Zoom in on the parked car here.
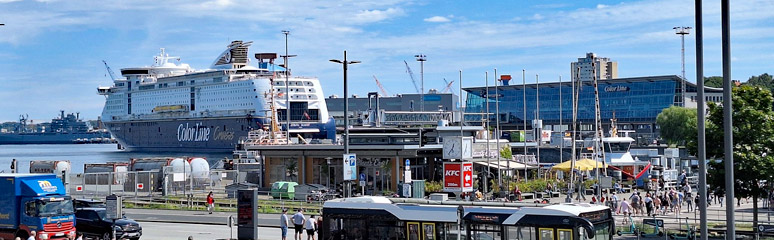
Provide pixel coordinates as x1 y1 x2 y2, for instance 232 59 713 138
74 199 106 209
294 184 330 200
75 208 142 240
270 181 298 199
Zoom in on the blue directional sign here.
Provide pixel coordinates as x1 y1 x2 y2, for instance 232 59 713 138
360 173 366 181
405 159 410 167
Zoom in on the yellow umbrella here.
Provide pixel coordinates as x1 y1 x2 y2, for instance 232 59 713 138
551 159 607 171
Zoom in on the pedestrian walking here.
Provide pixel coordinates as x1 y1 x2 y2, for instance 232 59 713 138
304 214 317 240
206 191 214 214
644 193 654 216
10 159 16 174
27 231 35 240
292 208 306 240
577 178 587 201
280 208 290 240
629 192 640 215
618 199 631 224
611 193 619 212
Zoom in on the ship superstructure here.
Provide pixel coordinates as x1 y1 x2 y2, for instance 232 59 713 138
98 41 334 152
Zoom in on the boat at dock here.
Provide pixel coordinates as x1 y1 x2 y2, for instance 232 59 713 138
98 40 335 152
0 111 113 144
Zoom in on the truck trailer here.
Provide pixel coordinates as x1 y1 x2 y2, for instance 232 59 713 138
0 174 76 240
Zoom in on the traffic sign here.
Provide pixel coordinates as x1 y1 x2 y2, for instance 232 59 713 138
76 186 83 192
137 183 144 190
405 159 410 167
343 154 357 181
360 173 366 181
375 170 380 176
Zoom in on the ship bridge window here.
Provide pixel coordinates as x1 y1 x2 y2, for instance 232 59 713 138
607 142 631 153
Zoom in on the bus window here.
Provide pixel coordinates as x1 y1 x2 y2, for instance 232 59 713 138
587 225 611 240
539 228 554 240
423 223 437 240
557 229 572 240
506 226 535 240
469 223 502 240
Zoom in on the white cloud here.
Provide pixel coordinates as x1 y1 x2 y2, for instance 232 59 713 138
424 16 450 23
596 4 608 9
0 0 21 3
354 7 404 23
531 13 544 20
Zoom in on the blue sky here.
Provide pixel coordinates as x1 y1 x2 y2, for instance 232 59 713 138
0 0 772 122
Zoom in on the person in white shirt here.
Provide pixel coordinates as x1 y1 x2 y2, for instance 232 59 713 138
304 215 317 240
27 231 36 240
291 209 306 240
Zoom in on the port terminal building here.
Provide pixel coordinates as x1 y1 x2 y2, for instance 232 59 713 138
242 74 720 194
462 75 723 145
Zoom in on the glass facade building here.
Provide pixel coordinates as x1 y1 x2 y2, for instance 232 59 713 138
463 75 711 141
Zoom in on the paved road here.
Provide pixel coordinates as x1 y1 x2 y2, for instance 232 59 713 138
124 192 773 239
124 209 285 228
138 221 281 240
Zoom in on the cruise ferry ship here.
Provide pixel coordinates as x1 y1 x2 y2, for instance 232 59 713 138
98 41 335 152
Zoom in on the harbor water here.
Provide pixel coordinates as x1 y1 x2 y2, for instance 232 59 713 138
0 144 231 173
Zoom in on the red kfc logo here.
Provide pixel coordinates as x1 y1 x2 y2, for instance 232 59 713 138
444 163 462 189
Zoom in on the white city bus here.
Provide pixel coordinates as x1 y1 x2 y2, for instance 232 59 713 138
321 196 614 240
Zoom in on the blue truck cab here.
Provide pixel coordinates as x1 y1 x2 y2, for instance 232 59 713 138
0 174 76 240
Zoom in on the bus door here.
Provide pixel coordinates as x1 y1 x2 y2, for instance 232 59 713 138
539 228 573 240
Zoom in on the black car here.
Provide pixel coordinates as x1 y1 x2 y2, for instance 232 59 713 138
75 208 142 240
74 199 106 209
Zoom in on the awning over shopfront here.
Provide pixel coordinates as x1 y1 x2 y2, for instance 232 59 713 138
472 159 538 170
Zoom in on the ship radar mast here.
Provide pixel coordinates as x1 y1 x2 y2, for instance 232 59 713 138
153 48 181 67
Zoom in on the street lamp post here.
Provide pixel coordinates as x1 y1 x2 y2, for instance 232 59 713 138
674 26 692 107
415 54 426 111
330 51 360 198
325 157 333 190
281 30 297 144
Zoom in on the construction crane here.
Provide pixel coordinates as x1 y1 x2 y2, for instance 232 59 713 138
372 75 389 96
441 78 455 93
403 60 421 93
102 60 119 81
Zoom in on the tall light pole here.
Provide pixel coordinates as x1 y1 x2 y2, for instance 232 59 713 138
720 0 734 238
522 70 527 180
536 74 541 179
495 69 501 191
330 51 360 197
281 30 296 144
674 26 692 107
415 54 427 111
694 0 708 236
484 71 490 200
415 54 427 149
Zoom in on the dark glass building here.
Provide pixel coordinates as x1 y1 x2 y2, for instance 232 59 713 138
463 75 721 143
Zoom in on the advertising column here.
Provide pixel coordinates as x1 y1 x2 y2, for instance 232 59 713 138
237 189 258 239
443 162 473 198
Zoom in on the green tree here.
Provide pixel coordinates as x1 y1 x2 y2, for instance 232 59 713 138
656 106 697 145
689 85 774 230
745 73 774 93
704 76 724 88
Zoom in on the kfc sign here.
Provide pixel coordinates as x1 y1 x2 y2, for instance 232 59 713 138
444 162 474 192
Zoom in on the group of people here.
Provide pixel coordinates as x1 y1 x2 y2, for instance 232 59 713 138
609 181 698 218
281 208 322 240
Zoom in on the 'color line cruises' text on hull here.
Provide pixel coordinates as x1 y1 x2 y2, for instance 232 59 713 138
98 41 335 152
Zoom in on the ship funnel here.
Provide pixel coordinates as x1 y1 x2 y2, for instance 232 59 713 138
211 40 253 70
